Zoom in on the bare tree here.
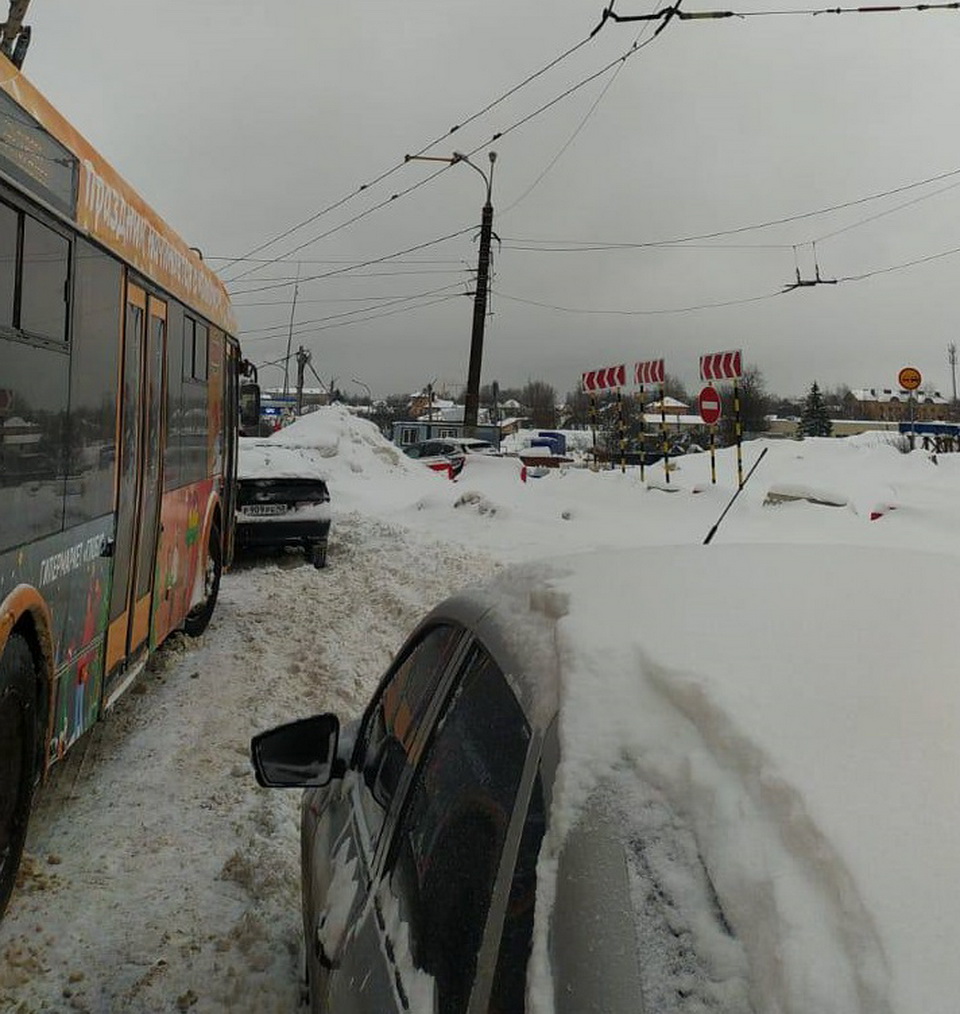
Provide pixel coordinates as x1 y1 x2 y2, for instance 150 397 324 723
718 365 770 441
522 380 558 429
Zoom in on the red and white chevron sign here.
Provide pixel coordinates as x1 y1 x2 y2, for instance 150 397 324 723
582 364 627 391
699 349 742 381
633 358 664 386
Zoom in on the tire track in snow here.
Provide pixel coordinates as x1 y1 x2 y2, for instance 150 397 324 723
0 514 499 1013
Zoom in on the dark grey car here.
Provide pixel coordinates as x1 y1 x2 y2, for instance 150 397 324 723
251 569 748 1012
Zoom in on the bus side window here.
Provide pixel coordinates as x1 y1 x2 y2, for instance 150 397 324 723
20 214 69 342
0 337 69 552
66 239 122 525
0 200 16 328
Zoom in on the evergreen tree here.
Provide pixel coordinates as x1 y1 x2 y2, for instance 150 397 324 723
798 381 833 438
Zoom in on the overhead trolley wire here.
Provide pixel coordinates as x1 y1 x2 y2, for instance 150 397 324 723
492 286 785 315
241 293 464 343
590 0 960 34
224 19 674 288
497 163 960 251
503 1 669 214
238 281 468 336
227 225 477 295
218 31 598 279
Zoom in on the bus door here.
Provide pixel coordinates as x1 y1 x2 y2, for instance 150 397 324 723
105 283 167 695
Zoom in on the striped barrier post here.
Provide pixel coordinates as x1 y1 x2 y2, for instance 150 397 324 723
639 384 646 483
618 388 626 473
734 380 744 488
660 382 670 484
590 394 598 468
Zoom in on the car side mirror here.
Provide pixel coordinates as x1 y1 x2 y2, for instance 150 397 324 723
251 714 340 788
239 382 261 436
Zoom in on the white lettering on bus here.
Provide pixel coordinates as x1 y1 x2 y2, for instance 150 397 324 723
38 534 107 587
81 161 230 324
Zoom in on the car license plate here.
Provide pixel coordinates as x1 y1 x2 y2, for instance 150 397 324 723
242 503 288 517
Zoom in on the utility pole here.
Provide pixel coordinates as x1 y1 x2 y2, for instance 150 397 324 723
948 342 957 406
283 262 301 398
404 150 498 438
295 346 311 416
464 152 497 437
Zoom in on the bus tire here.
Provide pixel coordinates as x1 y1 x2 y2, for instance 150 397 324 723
184 524 222 638
0 633 37 919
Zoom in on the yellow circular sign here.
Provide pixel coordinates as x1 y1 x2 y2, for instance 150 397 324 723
898 367 922 391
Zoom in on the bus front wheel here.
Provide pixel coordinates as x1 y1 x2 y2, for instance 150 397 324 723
185 524 222 638
0 633 37 919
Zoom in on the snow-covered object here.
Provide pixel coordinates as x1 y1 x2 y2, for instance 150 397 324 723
238 439 330 482
485 543 960 1014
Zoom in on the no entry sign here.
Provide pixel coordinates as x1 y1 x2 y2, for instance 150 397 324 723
699 385 722 425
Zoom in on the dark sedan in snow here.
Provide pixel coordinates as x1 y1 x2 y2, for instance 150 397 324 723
250 553 751 1012
235 439 331 568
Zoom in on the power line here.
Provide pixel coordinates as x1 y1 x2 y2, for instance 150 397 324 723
223 24 670 287
225 225 476 295
221 165 459 285
492 286 784 315
591 0 960 35
838 241 960 282
241 293 464 343
497 163 960 251
217 31 598 276
238 282 467 336
503 2 669 214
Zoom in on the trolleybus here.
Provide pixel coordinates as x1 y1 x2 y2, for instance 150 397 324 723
0 50 256 915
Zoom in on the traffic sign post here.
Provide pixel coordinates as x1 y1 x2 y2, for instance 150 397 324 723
698 385 722 425
898 367 922 449
898 366 921 391
699 385 722 484
700 348 743 487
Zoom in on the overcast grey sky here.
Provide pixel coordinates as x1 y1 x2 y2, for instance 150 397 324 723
23 1 960 400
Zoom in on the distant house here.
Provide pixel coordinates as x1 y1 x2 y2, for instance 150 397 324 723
643 396 689 417
408 390 456 419
846 387 949 422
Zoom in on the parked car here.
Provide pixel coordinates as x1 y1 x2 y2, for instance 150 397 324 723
454 437 498 456
251 543 959 1012
402 439 466 478
235 439 331 568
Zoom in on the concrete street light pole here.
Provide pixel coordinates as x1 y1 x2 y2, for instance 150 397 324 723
456 151 497 437
405 150 497 437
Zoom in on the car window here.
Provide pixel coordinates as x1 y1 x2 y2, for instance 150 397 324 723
356 624 461 845
488 773 546 1013
386 644 531 1014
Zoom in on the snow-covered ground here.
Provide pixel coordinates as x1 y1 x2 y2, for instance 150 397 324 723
2 406 959 1012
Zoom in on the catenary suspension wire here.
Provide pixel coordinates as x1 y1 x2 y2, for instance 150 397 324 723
502 2 667 214
224 25 670 287
497 163 960 250
242 293 464 343
238 282 468 336
226 226 476 295
217 32 597 275
492 286 784 315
